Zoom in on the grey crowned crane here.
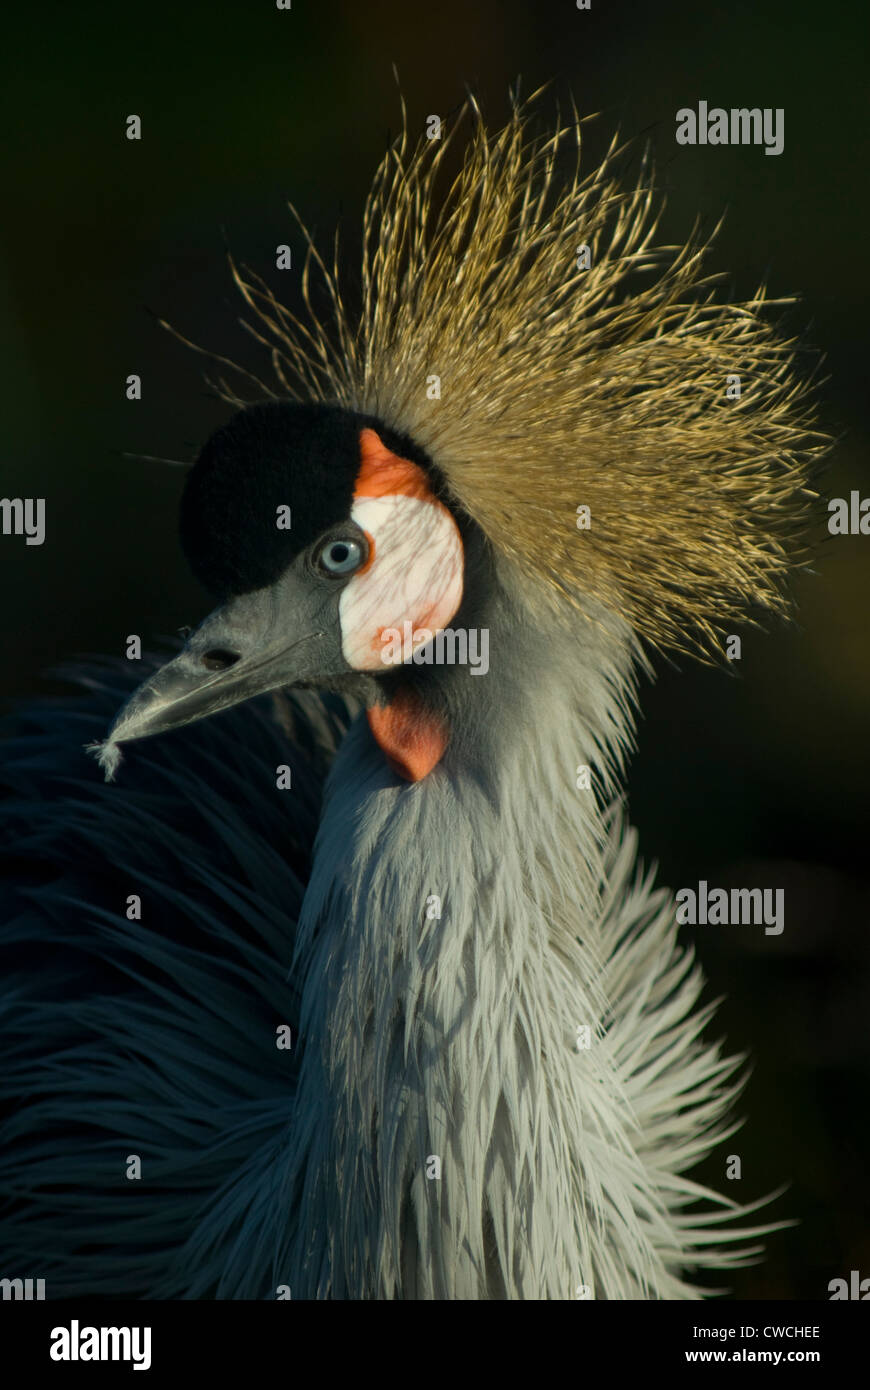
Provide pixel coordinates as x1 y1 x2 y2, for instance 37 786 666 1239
0 97 823 1299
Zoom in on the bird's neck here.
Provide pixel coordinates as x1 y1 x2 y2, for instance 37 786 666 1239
287 584 641 1297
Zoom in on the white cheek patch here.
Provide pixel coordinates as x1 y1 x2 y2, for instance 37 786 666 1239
340 493 464 671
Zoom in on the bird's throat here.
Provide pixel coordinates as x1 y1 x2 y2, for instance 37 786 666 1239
366 688 448 781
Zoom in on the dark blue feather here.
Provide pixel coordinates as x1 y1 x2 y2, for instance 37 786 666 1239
0 656 353 1298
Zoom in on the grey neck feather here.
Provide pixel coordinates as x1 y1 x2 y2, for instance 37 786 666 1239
282 557 689 1299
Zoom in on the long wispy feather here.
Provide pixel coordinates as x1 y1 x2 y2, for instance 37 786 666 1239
203 91 828 656
281 597 791 1298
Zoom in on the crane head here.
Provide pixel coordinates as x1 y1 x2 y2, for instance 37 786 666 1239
92 401 469 779
90 97 826 783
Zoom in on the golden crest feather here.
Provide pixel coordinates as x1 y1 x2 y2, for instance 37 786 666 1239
176 91 827 658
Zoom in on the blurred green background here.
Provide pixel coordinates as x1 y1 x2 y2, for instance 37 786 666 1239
1 0 867 1299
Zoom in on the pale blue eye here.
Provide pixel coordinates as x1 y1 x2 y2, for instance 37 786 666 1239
319 538 364 575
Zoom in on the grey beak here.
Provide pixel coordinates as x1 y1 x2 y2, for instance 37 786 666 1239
89 574 343 779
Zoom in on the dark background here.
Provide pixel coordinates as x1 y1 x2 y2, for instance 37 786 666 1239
1 0 867 1298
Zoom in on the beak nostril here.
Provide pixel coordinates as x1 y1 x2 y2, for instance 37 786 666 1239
201 648 241 672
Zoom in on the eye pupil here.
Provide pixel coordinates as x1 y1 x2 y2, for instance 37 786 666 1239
319 536 364 575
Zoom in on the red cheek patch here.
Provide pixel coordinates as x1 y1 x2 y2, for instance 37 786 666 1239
367 690 448 782
355 428 433 500
346 426 461 781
